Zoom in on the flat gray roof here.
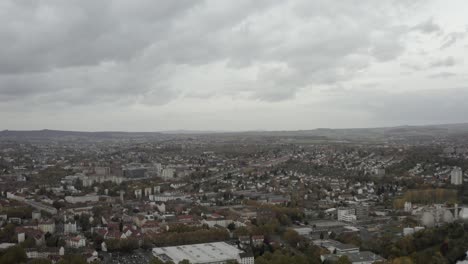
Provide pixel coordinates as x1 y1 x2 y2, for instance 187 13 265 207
153 242 242 263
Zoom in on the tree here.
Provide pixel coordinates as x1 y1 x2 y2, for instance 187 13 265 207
336 233 361 247
0 245 27 264
53 200 66 210
20 236 36 248
391 257 414 264
0 223 16 242
179 260 191 264
150 258 165 264
78 214 91 232
150 257 175 264
46 234 59 247
141 237 154 250
120 238 139 252
105 239 121 251
282 229 301 248
233 226 250 237
255 250 308 264
336 256 351 264
29 259 52 264
303 245 323 264
227 222 236 232
56 254 87 264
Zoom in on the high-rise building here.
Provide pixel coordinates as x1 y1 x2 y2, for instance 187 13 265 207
161 168 175 180
337 208 356 222
94 167 110 176
404 202 412 212
451 167 463 185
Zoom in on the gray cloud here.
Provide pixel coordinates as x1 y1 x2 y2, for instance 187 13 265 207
429 56 457 67
1 0 467 130
0 1 199 74
428 72 457 79
440 31 467 49
401 62 423 71
322 87 468 125
411 18 441 34
0 0 422 106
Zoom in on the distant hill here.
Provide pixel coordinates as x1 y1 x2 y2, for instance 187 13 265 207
2 123 468 142
233 123 468 141
0 129 163 140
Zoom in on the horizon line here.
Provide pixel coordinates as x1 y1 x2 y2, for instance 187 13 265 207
1 121 468 134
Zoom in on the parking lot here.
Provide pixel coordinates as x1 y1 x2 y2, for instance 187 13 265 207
101 249 154 264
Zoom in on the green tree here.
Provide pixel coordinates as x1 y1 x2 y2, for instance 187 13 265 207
282 229 301 248
150 257 175 264
336 256 351 264
391 256 414 264
56 254 87 264
104 239 121 251
150 258 165 264
255 250 308 264
20 236 36 248
227 222 236 231
29 259 52 264
46 234 59 247
0 223 15 242
120 238 139 252
233 226 250 237
0 245 27 264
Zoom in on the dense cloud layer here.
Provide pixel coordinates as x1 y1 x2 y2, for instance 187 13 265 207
1 0 467 130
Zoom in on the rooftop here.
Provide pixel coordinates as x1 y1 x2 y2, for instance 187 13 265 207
152 242 243 264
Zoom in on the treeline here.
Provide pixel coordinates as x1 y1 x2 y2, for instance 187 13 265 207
0 246 88 264
151 228 229 247
255 247 325 264
0 245 27 264
105 238 141 252
0 224 15 243
394 189 457 208
244 202 305 225
267 205 304 226
0 206 33 219
33 166 71 185
362 223 467 263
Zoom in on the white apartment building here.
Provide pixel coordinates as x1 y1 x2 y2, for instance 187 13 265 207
64 221 77 234
451 167 463 185
161 168 175 180
337 208 356 223
38 220 56 234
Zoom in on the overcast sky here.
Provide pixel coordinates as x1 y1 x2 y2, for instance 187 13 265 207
1 0 468 131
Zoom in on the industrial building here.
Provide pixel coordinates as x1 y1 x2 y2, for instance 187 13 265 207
152 242 254 264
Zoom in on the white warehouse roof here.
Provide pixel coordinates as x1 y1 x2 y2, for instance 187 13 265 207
152 242 243 264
